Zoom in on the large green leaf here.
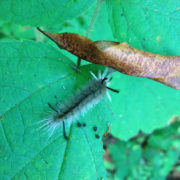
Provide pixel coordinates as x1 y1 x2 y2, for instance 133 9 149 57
105 0 180 139
41 1 115 55
83 1 115 41
0 0 95 26
0 41 115 180
109 71 180 140
106 0 180 55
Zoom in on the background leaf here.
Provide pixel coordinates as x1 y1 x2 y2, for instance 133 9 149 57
106 0 180 55
110 71 180 140
105 0 180 139
0 0 95 27
106 120 180 179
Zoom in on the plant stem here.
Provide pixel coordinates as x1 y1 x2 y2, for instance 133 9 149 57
76 0 104 68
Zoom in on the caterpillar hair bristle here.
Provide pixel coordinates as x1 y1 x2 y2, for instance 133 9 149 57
38 70 118 140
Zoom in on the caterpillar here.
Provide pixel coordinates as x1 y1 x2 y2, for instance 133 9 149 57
39 70 119 140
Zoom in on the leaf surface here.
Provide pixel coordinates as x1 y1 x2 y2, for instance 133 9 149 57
0 0 95 26
106 0 180 55
104 0 180 138
110 72 180 140
0 41 111 180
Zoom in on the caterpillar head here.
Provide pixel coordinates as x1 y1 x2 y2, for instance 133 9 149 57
90 69 111 85
90 69 119 102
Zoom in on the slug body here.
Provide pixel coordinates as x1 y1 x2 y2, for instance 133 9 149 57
97 41 180 89
37 28 180 89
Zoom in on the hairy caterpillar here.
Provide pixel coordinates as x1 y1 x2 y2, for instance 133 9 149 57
39 70 119 140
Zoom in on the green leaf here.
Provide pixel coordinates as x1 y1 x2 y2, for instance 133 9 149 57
0 0 95 26
110 72 180 140
0 22 36 41
106 0 180 55
45 1 115 41
105 0 180 139
85 1 115 41
0 41 113 180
